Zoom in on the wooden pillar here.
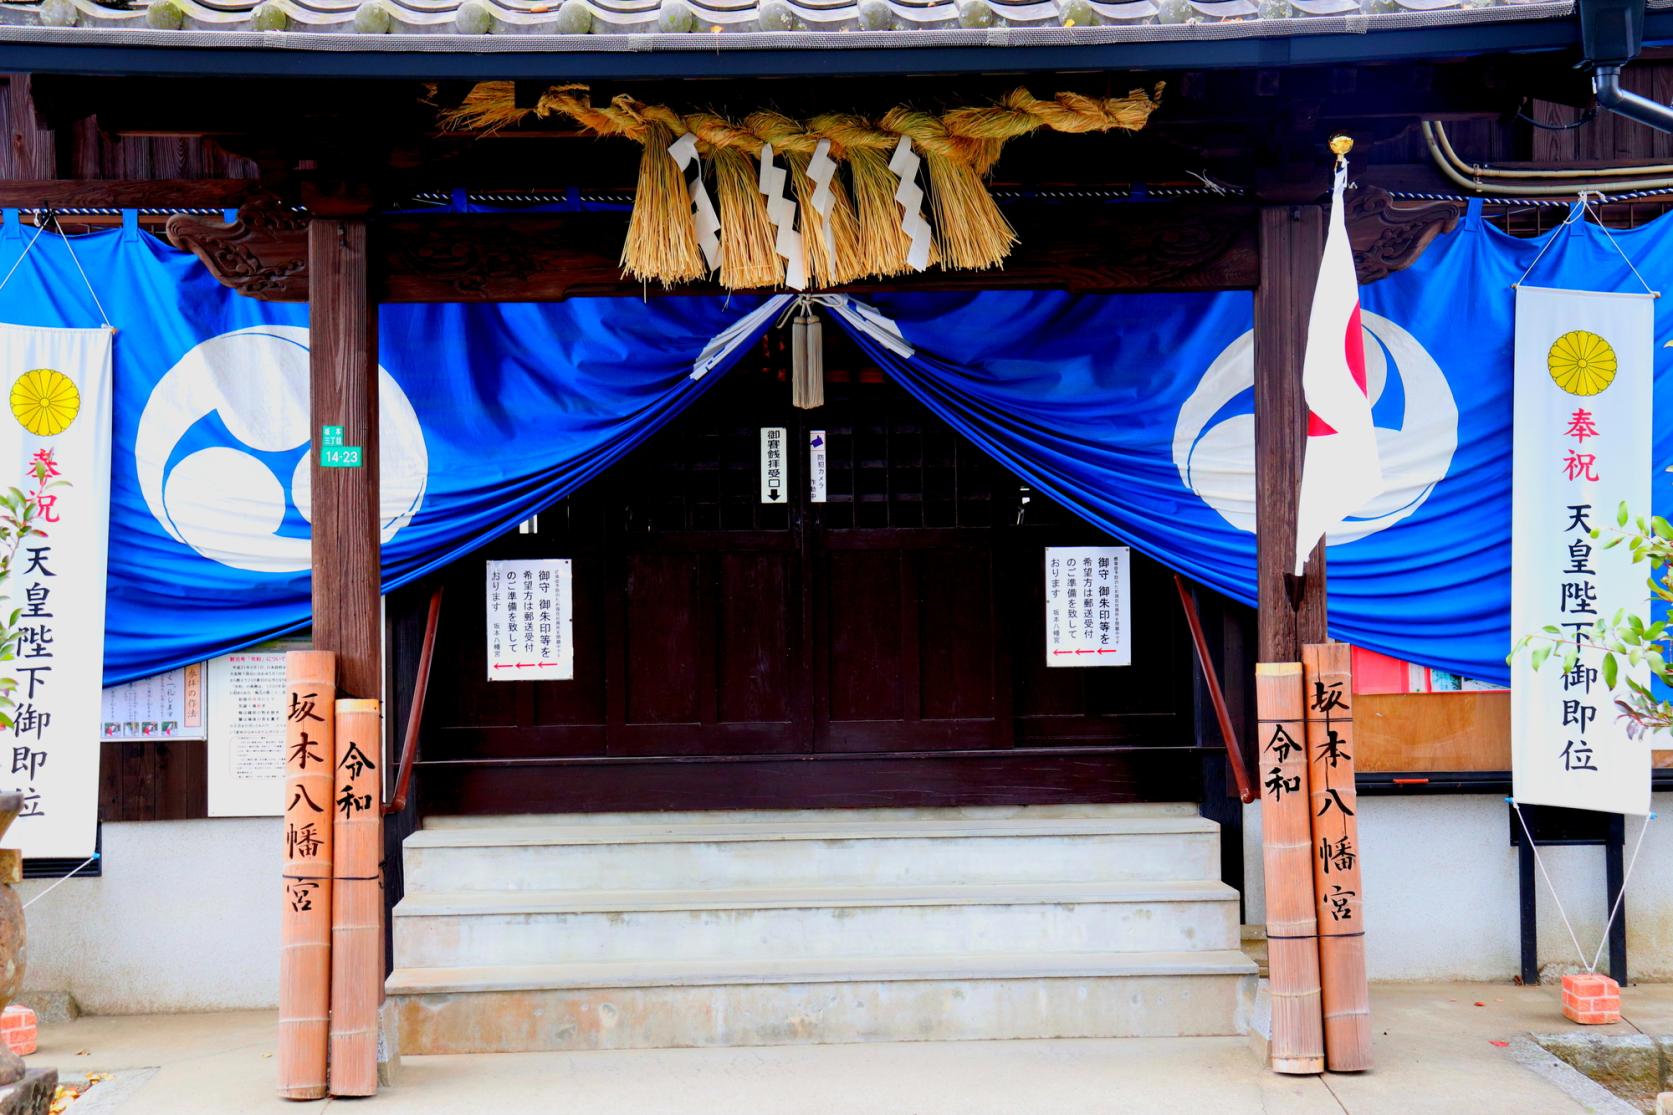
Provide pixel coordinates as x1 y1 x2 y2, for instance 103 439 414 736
1253 204 1329 1075
1254 204 1328 656
308 217 382 701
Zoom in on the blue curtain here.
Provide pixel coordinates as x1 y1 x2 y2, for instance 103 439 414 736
3 208 1663 688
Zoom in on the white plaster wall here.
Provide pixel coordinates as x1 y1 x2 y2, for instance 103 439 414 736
1242 793 1673 982
16 818 280 1014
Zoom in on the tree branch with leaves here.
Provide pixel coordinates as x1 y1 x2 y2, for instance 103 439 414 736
1510 501 1673 739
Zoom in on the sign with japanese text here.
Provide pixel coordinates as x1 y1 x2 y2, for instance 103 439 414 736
485 558 573 681
1044 546 1131 667
207 640 308 817
760 426 786 504
0 324 112 859
809 429 827 504
101 663 205 741
1511 286 1653 815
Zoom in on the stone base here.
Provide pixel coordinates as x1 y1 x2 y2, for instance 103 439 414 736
0 1068 55 1115
1562 973 1622 1025
377 999 401 1088
10 992 75 1026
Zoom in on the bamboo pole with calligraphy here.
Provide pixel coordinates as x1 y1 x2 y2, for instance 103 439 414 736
330 698 382 1096
1302 642 1372 1072
1255 661 1326 1075
279 651 336 1101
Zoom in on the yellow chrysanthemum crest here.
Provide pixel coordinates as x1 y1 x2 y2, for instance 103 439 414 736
10 368 80 437
1547 330 1618 397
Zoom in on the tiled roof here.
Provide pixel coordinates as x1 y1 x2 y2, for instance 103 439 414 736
0 0 1575 44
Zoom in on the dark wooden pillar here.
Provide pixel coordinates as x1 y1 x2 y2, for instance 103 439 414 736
308 217 381 700
1254 205 1329 659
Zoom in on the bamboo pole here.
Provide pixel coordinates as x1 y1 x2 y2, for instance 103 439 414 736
330 698 382 1097
1302 643 1373 1072
279 651 336 1101
1256 661 1326 1075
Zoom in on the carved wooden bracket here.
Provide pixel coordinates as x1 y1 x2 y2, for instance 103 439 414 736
167 195 310 301
168 185 1459 303
1347 186 1464 285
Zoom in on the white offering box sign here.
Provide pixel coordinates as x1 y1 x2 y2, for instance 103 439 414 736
1044 546 1131 667
1510 286 1653 816
761 426 787 504
486 558 574 682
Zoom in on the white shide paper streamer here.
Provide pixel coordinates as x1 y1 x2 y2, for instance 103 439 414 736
758 142 807 291
887 135 932 273
668 132 722 273
807 138 839 275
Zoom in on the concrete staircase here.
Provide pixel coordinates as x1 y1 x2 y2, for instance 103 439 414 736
385 804 1255 1054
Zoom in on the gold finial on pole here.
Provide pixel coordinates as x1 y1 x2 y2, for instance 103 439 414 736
1328 134 1354 157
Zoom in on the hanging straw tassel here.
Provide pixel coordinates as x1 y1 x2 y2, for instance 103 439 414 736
803 309 824 409
621 118 705 286
747 112 864 288
810 114 927 279
790 302 826 409
279 652 337 1102
880 108 1015 272
687 114 783 290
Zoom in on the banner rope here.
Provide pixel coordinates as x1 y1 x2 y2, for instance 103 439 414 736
1511 192 1659 298
1509 799 1657 975
0 210 116 330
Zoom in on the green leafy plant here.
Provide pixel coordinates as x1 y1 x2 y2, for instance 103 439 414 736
1511 501 1673 738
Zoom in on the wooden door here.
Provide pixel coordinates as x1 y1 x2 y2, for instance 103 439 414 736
398 335 1206 815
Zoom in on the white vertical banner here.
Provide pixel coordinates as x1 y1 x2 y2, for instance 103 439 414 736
0 323 113 858
1511 286 1653 815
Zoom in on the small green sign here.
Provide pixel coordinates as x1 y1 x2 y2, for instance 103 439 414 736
321 425 345 448
320 445 363 468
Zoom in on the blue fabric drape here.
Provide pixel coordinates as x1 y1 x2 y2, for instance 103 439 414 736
2 210 1664 689
0 224 772 684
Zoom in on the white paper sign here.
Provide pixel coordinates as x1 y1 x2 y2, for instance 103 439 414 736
1045 546 1131 667
206 641 303 817
761 426 787 504
486 558 573 681
1511 286 1653 815
0 324 113 859
809 429 827 504
101 663 205 741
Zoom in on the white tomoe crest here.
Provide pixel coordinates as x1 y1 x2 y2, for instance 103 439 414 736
135 325 429 574
1171 311 1458 545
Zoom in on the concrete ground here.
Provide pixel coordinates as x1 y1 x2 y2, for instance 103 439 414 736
30 982 1673 1114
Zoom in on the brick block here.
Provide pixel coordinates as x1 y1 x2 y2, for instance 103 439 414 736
0 1007 35 1056
1561 972 1622 1025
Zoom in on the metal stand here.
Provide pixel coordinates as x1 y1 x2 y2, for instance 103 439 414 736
1510 803 1628 986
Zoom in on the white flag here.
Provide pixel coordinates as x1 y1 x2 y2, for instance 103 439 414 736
1295 161 1383 575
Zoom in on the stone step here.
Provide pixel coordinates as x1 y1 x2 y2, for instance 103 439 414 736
402 814 1221 894
387 949 1258 1054
390 880 1242 968
419 803 1201 830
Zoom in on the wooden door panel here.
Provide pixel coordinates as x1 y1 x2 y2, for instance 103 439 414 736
716 552 794 726
916 548 996 721
825 549 903 723
622 553 702 725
